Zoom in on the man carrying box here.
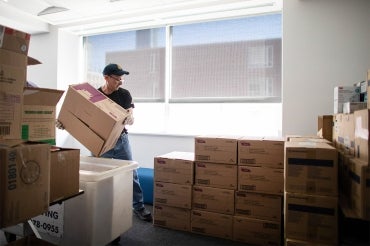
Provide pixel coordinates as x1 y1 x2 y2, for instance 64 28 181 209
56 64 152 229
98 63 152 223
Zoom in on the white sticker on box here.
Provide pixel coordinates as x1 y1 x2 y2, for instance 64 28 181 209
31 203 64 238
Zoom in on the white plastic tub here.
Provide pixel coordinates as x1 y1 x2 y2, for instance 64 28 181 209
60 156 138 246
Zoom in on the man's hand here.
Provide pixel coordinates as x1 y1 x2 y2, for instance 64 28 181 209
55 119 65 130
125 108 134 125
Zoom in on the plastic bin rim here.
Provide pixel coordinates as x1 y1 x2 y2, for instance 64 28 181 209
79 156 139 182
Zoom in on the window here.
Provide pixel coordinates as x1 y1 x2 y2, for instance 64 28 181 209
85 28 166 101
84 13 282 136
171 15 281 102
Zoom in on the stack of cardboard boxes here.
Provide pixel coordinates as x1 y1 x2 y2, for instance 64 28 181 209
192 136 238 240
234 137 284 245
153 151 194 231
153 135 285 245
331 70 370 222
284 136 339 245
0 25 80 229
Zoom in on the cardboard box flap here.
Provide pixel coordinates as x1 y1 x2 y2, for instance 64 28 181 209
0 140 49 148
24 87 64 106
27 56 41 66
0 139 25 148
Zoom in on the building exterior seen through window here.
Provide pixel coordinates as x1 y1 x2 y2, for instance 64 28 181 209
84 13 282 136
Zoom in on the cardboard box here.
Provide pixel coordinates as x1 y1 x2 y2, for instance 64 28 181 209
238 166 284 195
22 87 64 145
154 181 192 209
194 135 239 164
0 49 27 140
154 151 194 185
234 191 282 222
338 150 352 199
153 204 191 232
286 135 322 141
50 147 80 203
332 113 355 155
191 210 233 240
348 158 370 220
57 83 129 156
238 137 285 168
233 216 281 245
343 102 367 114
285 141 338 196
0 25 30 55
333 86 360 114
192 185 234 214
354 109 370 162
0 140 50 228
317 115 333 142
287 136 331 144
285 192 338 245
195 162 237 189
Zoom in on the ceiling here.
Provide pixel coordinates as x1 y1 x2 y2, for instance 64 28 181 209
0 0 281 35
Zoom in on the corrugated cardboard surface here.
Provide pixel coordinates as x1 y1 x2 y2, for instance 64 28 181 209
0 141 50 228
284 192 338 245
58 83 128 156
0 49 27 140
22 87 64 144
284 141 338 196
50 147 80 202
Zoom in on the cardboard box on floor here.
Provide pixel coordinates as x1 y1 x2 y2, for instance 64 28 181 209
22 87 64 145
284 192 338 245
57 83 129 156
50 147 80 203
0 140 50 228
153 204 191 232
233 216 281 245
191 210 233 240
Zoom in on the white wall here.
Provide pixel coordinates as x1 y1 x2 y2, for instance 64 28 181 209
27 25 58 88
9 0 370 168
282 0 370 136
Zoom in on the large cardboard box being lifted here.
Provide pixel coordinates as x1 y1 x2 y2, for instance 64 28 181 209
58 83 129 156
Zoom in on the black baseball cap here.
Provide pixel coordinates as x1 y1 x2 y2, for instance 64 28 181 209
103 63 129 76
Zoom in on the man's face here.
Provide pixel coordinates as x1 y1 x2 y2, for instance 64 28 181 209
107 75 123 90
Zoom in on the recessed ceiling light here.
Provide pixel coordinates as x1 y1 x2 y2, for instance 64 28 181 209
38 6 69 16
